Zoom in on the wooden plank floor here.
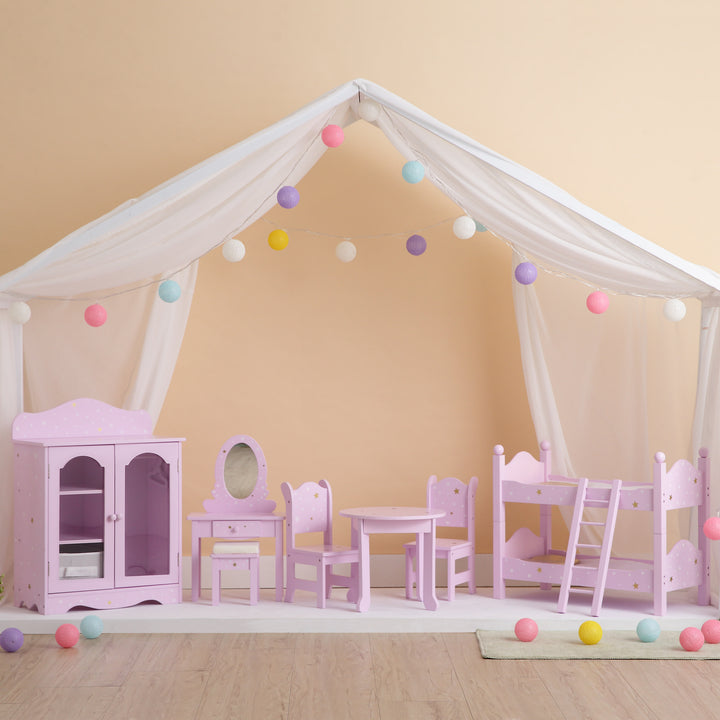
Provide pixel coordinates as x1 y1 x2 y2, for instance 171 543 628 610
1 632 719 720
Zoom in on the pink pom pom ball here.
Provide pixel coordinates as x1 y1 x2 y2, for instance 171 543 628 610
321 124 344 147
586 291 609 315
679 626 704 652
702 619 720 644
84 303 107 327
55 623 80 649
514 618 538 642
703 516 720 541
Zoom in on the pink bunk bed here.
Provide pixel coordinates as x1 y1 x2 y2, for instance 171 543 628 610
492 441 711 615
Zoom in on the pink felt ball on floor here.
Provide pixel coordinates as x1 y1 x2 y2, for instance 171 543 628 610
703 516 720 540
321 124 344 147
84 303 107 327
679 626 704 652
702 619 720 644
55 623 80 649
586 291 609 315
514 618 538 642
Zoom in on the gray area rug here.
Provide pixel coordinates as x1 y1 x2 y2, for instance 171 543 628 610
476 630 720 659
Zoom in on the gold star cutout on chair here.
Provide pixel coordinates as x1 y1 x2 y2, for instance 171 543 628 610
632 501 638 508
454 488 460 494
633 583 639 589
314 493 319 498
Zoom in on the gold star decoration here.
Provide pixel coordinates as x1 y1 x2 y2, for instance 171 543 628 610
314 493 319 498
633 583 639 589
537 568 542 573
536 489 542 495
454 488 460 494
632 501 638 508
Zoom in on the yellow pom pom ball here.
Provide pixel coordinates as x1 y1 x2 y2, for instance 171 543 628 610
268 229 289 251
578 620 603 645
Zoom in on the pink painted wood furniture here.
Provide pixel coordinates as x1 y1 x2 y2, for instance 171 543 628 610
13 398 184 614
187 435 284 602
210 541 260 605
340 506 446 612
493 441 711 616
280 479 359 608
404 475 479 601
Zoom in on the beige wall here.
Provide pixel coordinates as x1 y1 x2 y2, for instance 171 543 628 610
2 1 719 556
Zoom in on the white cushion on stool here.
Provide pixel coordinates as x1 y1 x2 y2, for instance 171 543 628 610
212 542 260 555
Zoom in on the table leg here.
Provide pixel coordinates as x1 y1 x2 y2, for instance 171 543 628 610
347 519 359 604
357 520 371 613
416 532 424 603
191 525 202 602
421 520 439 611
274 519 284 602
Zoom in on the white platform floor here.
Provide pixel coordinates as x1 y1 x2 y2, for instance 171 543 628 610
1 586 717 635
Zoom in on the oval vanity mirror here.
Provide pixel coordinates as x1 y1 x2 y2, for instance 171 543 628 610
202 434 276 513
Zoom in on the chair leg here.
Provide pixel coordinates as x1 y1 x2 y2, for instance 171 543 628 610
405 547 417 600
446 553 455 602
285 559 296 603
469 552 476 594
317 560 327 609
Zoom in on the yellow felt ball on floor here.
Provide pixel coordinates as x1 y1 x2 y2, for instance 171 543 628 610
268 229 289 251
578 620 602 645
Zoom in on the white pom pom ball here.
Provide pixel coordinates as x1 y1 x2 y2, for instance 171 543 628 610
663 298 687 322
9 301 31 324
358 100 380 123
222 239 246 263
452 215 476 239
336 240 357 263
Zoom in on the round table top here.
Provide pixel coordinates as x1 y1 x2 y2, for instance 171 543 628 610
339 506 446 520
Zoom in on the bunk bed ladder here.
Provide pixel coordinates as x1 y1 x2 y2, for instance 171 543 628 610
557 478 622 616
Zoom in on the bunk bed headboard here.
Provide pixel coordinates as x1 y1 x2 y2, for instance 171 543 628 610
493 441 551 484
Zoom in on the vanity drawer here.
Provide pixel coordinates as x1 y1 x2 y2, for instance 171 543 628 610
212 520 263 537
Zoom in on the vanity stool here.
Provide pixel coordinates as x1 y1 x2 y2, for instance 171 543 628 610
210 542 260 605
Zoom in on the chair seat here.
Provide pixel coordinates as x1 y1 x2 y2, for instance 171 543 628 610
290 543 356 559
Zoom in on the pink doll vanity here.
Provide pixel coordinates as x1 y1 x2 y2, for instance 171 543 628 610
13 398 184 614
187 435 285 602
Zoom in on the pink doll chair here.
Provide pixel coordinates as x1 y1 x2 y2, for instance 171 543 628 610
280 479 359 608
404 475 479 601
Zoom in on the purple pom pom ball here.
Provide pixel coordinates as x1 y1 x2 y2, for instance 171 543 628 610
0 627 24 653
406 234 427 256
277 186 300 209
514 262 538 285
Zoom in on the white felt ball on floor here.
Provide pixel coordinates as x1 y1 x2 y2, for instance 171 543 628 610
663 298 686 322
452 215 476 239
336 240 357 263
222 239 246 263
8 301 31 324
357 100 380 123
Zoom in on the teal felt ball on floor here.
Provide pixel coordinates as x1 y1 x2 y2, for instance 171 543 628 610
636 617 661 643
80 615 103 639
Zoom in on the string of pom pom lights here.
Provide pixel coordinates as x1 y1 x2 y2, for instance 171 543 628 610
4 119 691 327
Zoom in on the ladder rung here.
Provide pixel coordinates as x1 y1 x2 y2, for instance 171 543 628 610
577 543 601 549
569 587 594 595
580 520 604 526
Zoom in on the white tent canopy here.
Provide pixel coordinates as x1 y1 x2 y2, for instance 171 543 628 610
3 78 720 601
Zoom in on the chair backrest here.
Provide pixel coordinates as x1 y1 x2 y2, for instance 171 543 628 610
428 475 478 541
280 479 333 549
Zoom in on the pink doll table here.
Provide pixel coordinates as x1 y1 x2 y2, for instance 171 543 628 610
339 506 446 612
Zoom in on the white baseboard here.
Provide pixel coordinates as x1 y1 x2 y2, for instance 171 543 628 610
182 553 494 589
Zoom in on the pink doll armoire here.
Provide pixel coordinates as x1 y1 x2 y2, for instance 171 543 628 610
13 398 184 614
